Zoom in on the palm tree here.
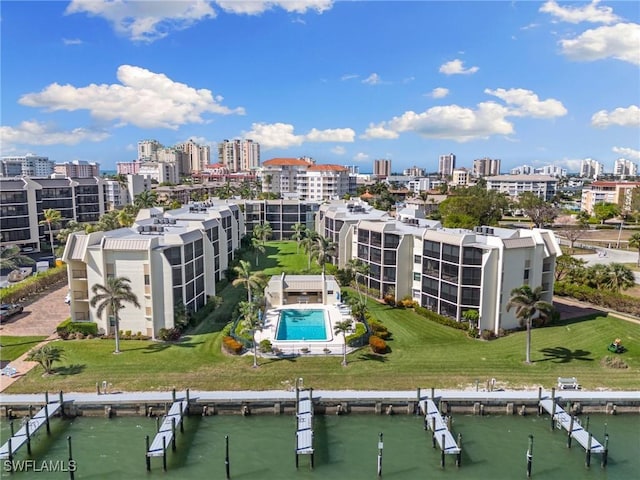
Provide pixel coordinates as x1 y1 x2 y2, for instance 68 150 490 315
251 236 265 266
239 300 262 368
0 245 35 271
26 344 64 375
506 285 553 364
232 260 266 303
117 208 135 227
347 258 370 301
134 190 157 209
313 236 336 274
56 220 86 245
40 208 62 255
604 263 635 293
260 221 273 245
334 319 353 366
90 276 141 354
301 228 319 270
291 222 306 253
629 232 640 267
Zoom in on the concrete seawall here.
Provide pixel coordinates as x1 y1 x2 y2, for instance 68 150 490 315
2 389 639 418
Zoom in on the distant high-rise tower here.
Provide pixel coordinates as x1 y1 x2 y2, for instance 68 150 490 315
613 158 637 178
580 158 604 179
218 139 260 173
473 157 500 177
438 153 456 177
176 139 210 174
373 159 391 179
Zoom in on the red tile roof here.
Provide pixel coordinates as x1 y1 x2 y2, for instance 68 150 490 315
263 158 311 166
307 164 347 172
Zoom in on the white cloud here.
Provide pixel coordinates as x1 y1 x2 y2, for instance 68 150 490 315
403 76 415 84
559 23 640 65
341 74 359 81
591 105 640 128
0 120 110 148
439 59 479 75
63 38 83 45
242 122 354 149
428 87 449 99
484 88 567 118
612 147 640 161
540 0 619 24
19 65 245 130
551 157 585 172
65 0 217 43
185 136 216 147
331 146 346 155
125 143 136 151
362 73 382 85
361 123 400 140
216 1 333 15
353 152 369 162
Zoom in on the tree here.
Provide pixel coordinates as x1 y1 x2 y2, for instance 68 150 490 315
346 296 367 322
26 344 64 375
518 192 558 228
462 309 479 330
134 190 157 209
313 236 336 274
251 236 265 266
602 263 635 293
333 319 353 366
629 232 640 267
232 260 266 303
556 224 588 253
554 256 587 282
40 208 62 255
56 220 86 245
301 228 319 270
347 258 370 301
0 245 35 271
593 202 620 224
239 300 262 368
90 276 141 354
291 222 306 253
506 285 553 364
439 185 509 228
117 208 135 228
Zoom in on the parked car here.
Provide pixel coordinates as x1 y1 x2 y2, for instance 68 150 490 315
64 292 71 305
0 303 24 322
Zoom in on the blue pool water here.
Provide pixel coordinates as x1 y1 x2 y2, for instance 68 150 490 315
275 309 328 341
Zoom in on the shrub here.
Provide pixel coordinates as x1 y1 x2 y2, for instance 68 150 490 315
382 294 396 306
259 339 273 353
158 327 182 342
346 322 368 347
124 330 132 338
74 332 85 340
481 329 495 340
555 281 640 316
397 296 417 309
467 326 479 338
222 335 243 355
0 266 68 304
414 306 468 330
368 320 391 339
369 335 388 354
56 318 98 339
601 355 628 369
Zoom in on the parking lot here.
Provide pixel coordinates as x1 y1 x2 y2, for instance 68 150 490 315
0 284 69 336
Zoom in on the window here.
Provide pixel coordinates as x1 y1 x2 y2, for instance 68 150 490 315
441 263 459 283
413 272 421 281
462 267 481 286
421 277 438 296
144 275 150 285
422 258 440 277
441 283 457 303
414 255 421 264
423 240 440 258
442 244 460 263
384 234 399 249
463 247 483 265
461 287 480 306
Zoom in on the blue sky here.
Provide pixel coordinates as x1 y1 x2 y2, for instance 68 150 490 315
1 1 638 173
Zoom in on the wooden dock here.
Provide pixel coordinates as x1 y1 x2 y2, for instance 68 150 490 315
421 399 461 455
295 385 314 469
539 398 604 453
0 401 62 459
146 400 188 457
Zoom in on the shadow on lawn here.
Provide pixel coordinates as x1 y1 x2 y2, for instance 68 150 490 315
355 353 389 363
1 338 46 348
136 337 204 354
56 364 86 376
538 346 593 363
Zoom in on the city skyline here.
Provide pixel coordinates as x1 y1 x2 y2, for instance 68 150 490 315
1 1 638 173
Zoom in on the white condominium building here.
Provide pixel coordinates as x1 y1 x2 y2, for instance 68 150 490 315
580 181 640 215
485 174 557 201
1 154 55 177
613 158 637 178
438 153 456 177
473 157 500 177
218 139 260 172
580 158 604 179
297 165 350 201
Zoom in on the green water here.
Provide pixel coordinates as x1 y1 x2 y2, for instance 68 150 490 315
1 414 638 479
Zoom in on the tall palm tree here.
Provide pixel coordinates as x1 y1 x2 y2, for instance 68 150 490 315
90 276 141 354
134 190 157 209
251 236 265 266
301 228 319 270
291 222 306 253
39 208 62 255
629 232 640 267
260 221 273 245
232 260 266 303
506 285 553 364
239 300 262 368
347 258 370 301
117 208 135 227
313 236 336 274
334 319 353 366
0 245 35 271
252 224 265 246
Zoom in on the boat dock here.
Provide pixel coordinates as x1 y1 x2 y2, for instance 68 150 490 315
295 383 314 469
421 398 461 456
0 400 62 460
146 398 189 459
539 398 604 453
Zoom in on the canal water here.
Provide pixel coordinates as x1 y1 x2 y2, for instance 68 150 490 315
1 413 638 479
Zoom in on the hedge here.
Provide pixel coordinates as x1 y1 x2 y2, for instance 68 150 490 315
554 281 640 317
0 266 68 304
57 318 98 339
369 335 388 354
222 335 244 355
414 306 469 330
346 322 368 347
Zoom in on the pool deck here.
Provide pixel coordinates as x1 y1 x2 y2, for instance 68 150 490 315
256 303 355 356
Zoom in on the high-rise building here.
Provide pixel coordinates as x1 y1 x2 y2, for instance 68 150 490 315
54 160 100 178
218 139 260 173
373 159 391 179
473 157 500 177
176 139 210 174
580 158 604 179
1 154 55 177
613 158 638 178
137 140 162 161
403 166 426 177
438 153 456 177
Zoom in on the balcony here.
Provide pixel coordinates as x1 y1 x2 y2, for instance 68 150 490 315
73 290 89 301
71 270 87 279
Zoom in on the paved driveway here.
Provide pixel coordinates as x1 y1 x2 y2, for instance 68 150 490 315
0 284 70 336
574 247 640 284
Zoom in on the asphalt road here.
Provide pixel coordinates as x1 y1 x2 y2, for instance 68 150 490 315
573 247 640 284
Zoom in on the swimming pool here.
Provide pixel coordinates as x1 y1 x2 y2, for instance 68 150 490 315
275 309 329 341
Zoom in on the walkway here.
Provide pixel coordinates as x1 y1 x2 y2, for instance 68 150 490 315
0 400 62 459
421 398 460 455
147 399 189 457
539 398 604 453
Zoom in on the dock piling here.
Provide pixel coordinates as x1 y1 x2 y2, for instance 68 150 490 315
586 434 592 468
162 436 167 472
377 432 383 478
431 417 436 448
537 388 542 415
25 416 32 455
567 416 574 448
145 436 151 471
456 433 462 467
440 433 445 469
67 436 74 480
171 417 176 451
225 435 230 479
601 434 609 468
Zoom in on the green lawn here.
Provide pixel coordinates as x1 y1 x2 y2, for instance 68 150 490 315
3 242 640 393
0 336 47 363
